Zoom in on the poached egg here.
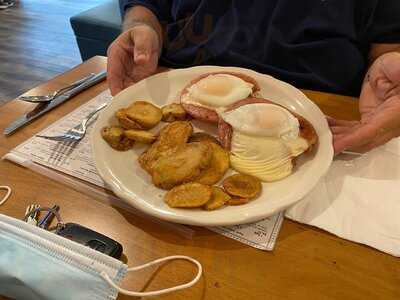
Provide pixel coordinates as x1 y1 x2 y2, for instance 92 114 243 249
219 103 309 182
181 74 253 109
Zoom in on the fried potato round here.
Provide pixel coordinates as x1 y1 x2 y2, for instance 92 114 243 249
165 183 212 208
223 174 262 199
115 109 142 130
189 132 221 146
124 129 157 144
101 126 134 151
203 187 231 211
151 142 212 190
161 103 187 122
227 198 250 206
124 101 162 129
139 121 193 173
195 142 230 185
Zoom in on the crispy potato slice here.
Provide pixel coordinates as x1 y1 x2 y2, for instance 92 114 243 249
124 101 162 129
223 174 262 199
203 187 231 210
139 121 193 173
189 132 221 146
195 142 230 185
151 142 212 190
115 109 142 130
124 129 157 144
101 126 134 151
165 183 212 208
161 103 187 122
227 197 250 206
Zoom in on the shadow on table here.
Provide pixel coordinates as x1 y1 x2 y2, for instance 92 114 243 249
113 206 247 252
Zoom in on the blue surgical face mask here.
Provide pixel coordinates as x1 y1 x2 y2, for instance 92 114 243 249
0 213 202 300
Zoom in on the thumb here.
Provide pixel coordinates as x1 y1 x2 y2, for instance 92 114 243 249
132 26 156 65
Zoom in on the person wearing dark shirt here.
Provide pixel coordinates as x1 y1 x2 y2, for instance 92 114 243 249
107 0 400 154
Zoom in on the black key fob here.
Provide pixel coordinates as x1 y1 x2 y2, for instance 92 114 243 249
56 223 123 259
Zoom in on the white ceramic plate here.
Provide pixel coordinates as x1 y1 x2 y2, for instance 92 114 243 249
92 66 333 226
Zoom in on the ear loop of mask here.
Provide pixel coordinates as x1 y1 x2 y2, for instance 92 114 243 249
0 186 12 206
100 255 202 297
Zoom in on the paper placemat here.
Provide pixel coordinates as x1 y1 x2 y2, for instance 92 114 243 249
4 90 283 251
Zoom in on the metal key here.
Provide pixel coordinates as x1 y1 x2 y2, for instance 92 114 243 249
25 204 40 226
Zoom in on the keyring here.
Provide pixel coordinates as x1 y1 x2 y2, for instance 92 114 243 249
23 207 65 230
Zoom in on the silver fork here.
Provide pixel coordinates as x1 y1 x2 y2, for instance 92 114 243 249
36 103 108 142
18 73 95 103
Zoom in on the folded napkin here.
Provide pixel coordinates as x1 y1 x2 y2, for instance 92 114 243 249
286 138 400 257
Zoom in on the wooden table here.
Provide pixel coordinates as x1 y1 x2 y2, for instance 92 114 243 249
0 56 399 300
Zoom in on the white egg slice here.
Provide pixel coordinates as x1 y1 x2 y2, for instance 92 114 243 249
219 103 310 182
181 74 253 109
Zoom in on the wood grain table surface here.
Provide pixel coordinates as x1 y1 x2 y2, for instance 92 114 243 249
0 56 399 300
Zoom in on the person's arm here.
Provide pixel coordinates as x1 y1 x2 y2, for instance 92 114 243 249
122 5 163 50
107 1 171 95
329 0 400 154
331 48 400 154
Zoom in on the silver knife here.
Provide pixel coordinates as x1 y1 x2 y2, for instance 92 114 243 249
4 70 107 136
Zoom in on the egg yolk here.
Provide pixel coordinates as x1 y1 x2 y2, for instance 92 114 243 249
197 75 233 97
252 108 288 132
182 74 254 108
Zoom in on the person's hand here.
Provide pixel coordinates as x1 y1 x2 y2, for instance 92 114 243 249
329 52 400 154
107 24 161 96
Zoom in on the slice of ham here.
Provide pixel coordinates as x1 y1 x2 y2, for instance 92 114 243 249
217 97 318 151
181 103 219 123
180 72 260 123
218 117 233 150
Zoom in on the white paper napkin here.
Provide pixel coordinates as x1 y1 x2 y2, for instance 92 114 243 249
286 138 400 257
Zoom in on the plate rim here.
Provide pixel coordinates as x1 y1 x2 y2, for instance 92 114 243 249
92 65 333 226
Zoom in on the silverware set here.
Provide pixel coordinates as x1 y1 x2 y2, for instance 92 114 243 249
4 70 107 136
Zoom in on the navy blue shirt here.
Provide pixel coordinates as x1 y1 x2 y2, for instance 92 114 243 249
120 0 400 96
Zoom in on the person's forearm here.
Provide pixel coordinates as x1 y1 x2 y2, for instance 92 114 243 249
123 6 163 48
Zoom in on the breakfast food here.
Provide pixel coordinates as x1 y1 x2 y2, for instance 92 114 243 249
195 141 230 185
115 109 142 130
116 101 162 129
165 183 212 208
161 103 187 122
139 121 193 173
124 129 157 144
203 187 231 210
101 70 320 212
189 132 221 145
151 142 213 190
181 72 260 123
223 174 262 199
101 126 134 151
227 198 250 206
218 97 317 182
